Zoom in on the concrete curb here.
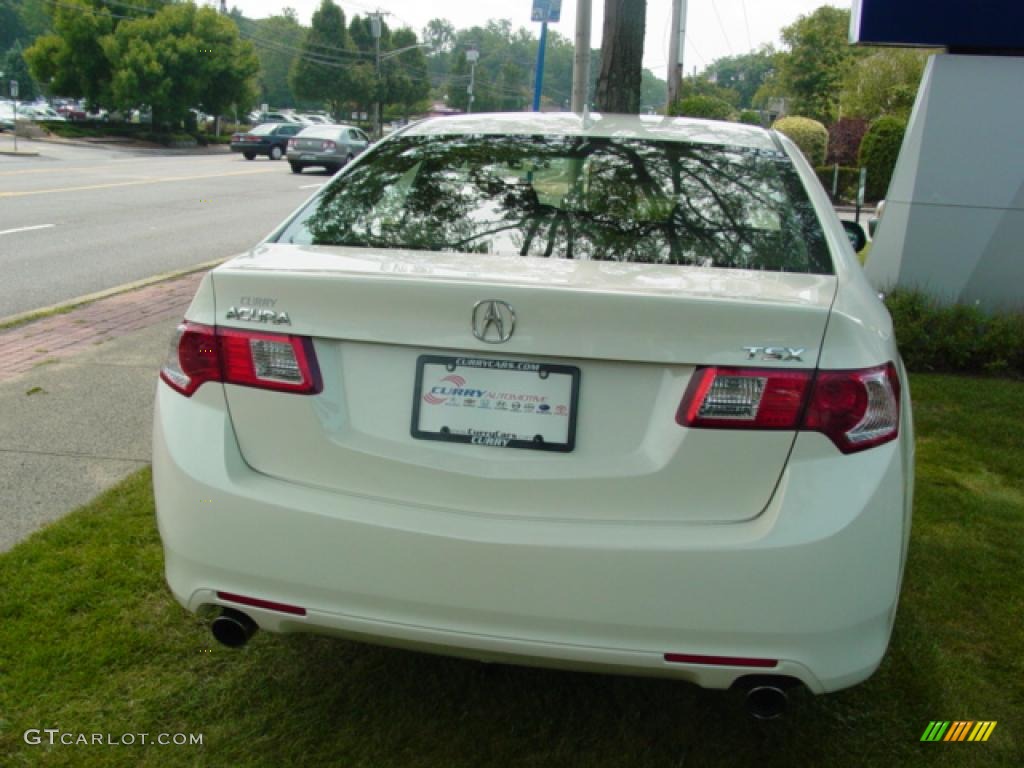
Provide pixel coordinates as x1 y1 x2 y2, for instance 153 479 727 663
0 149 40 157
0 258 225 330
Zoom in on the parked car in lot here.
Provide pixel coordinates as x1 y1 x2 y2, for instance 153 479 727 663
0 101 14 131
155 113 913 718
18 104 65 122
56 102 86 121
286 124 370 173
230 123 302 161
297 113 332 125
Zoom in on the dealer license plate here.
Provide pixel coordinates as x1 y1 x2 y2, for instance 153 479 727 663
411 355 580 452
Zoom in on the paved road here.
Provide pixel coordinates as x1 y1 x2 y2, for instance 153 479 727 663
0 138 327 318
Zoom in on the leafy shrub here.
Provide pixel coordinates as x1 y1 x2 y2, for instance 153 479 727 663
668 95 735 121
815 165 861 202
859 116 907 201
738 110 761 126
826 117 868 165
885 289 1024 376
772 116 828 166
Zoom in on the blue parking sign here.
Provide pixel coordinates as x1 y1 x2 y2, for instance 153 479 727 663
531 0 561 23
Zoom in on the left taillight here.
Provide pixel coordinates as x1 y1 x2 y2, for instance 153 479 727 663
677 363 900 453
287 138 297 149
160 321 322 397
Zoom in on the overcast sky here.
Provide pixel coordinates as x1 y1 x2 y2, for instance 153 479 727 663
226 0 851 76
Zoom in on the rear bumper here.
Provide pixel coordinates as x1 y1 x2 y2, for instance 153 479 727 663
286 150 342 168
230 144 269 155
153 381 912 694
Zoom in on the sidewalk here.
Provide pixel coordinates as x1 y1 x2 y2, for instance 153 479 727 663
0 271 203 552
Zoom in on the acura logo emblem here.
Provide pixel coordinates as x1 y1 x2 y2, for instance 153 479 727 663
472 300 516 343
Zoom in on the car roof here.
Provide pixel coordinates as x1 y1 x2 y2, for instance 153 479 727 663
297 123 359 133
403 112 779 152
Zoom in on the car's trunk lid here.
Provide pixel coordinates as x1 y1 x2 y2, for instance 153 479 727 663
211 244 836 523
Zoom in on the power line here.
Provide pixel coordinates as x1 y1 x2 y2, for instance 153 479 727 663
709 0 734 55
685 33 707 70
740 0 753 51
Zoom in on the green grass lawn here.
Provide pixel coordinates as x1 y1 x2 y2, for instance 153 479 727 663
1 374 1021 767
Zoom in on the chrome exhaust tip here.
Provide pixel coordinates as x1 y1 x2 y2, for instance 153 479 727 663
745 685 788 720
211 608 258 648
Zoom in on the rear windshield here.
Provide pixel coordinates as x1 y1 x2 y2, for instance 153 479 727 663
248 124 277 135
276 134 833 274
298 126 342 139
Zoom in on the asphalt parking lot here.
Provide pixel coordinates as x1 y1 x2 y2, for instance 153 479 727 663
0 138 324 318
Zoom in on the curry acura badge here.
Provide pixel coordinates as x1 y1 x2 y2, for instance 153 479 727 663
472 300 516 343
225 306 292 325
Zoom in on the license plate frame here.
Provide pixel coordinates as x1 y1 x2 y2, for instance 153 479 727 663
411 355 580 452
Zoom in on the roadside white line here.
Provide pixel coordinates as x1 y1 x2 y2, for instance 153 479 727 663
0 224 55 236
299 183 324 189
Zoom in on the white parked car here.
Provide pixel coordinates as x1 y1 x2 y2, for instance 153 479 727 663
154 113 914 717
17 104 65 122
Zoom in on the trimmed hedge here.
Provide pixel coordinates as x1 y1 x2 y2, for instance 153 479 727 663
772 116 828 166
859 116 907 202
815 165 860 202
885 289 1024 376
738 110 761 126
668 95 735 121
40 120 221 147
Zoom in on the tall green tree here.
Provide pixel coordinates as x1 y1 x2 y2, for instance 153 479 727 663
102 4 258 127
640 69 667 112
840 47 931 121
595 0 646 113
4 43 38 101
777 6 858 123
423 18 455 55
704 47 777 109
2 0 51 51
240 11 308 109
385 27 430 120
289 0 358 119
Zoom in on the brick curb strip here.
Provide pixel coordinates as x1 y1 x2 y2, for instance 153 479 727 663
0 271 204 384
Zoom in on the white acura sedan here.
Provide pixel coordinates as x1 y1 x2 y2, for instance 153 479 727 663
154 113 913 717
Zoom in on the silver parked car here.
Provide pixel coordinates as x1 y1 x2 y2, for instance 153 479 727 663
287 124 370 174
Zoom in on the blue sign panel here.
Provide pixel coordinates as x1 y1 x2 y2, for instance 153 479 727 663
531 0 561 24
851 0 1024 51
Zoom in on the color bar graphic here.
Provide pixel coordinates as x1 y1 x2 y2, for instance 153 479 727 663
921 721 997 742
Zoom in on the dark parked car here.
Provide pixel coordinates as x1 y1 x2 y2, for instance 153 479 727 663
230 123 302 161
286 124 370 174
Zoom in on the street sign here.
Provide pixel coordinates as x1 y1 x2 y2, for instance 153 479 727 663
531 0 561 23
10 80 17 99
857 168 867 207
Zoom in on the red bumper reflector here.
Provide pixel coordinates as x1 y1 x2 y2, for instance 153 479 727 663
664 653 778 668
217 591 307 616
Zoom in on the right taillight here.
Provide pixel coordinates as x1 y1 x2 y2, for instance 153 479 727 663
802 363 900 453
160 321 321 398
677 363 900 454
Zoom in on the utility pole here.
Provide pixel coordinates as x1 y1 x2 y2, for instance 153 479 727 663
370 11 384 139
465 46 479 113
571 0 591 113
667 0 687 108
